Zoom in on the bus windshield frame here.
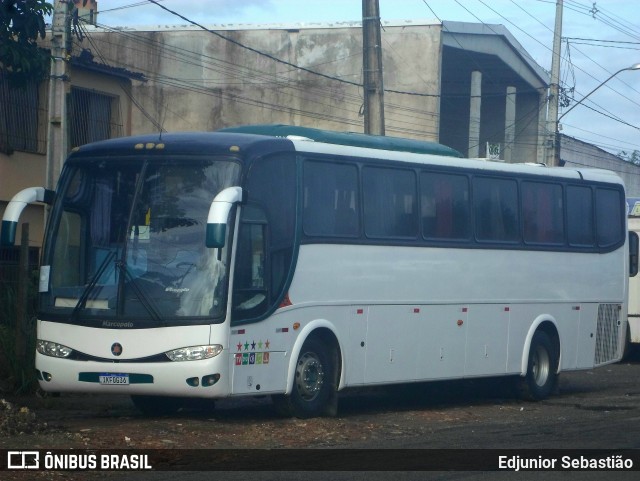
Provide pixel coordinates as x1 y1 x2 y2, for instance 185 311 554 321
39 154 242 328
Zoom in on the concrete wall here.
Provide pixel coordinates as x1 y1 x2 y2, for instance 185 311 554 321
84 22 444 143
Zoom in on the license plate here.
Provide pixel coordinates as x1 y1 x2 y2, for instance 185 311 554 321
99 373 129 385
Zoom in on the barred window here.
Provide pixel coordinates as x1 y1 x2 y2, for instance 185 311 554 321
70 87 122 147
0 75 44 154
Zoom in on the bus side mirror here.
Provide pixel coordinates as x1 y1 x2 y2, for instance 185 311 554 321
206 187 244 248
630 231 639 277
1 187 54 246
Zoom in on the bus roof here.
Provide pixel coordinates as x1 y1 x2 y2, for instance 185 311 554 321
64 129 622 187
217 124 463 158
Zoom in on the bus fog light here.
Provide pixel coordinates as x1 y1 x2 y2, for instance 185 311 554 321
37 340 73 358
202 374 221 386
165 345 223 361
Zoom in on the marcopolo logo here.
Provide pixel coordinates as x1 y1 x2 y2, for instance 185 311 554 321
111 342 123 356
7 451 40 469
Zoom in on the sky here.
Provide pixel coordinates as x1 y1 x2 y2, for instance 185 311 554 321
84 0 640 156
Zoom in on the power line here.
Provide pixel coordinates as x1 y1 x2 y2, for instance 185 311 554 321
79 20 452 138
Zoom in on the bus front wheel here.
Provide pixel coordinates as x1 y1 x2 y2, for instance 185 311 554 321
517 330 558 401
273 336 338 418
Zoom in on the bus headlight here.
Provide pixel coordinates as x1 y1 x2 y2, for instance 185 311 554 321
165 345 223 361
37 340 73 358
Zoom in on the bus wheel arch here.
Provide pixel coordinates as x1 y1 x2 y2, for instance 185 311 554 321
518 320 560 401
273 323 342 418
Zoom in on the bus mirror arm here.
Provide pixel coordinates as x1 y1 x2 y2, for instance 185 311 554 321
206 186 244 248
1 187 55 246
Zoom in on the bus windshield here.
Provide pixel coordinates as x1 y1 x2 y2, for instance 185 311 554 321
40 157 241 324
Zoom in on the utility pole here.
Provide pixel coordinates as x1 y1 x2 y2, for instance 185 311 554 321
545 0 563 167
362 0 385 135
46 0 71 193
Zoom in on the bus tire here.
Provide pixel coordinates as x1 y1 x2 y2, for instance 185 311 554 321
131 395 183 416
517 330 558 401
273 336 337 418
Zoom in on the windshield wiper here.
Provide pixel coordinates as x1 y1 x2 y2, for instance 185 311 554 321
115 260 164 325
70 250 116 321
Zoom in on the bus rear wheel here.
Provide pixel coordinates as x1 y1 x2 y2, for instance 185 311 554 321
273 336 337 418
517 330 558 401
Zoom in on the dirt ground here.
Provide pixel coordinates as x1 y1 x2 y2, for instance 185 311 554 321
0 383 496 450
1 351 638 450
1 348 640 480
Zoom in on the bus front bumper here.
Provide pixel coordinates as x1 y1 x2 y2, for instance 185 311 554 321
35 352 231 398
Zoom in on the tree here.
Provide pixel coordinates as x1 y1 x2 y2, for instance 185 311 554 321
618 150 640 166
0 0 53 84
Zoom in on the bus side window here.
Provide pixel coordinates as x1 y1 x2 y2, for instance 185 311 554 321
421 172 470 240
232 205 268 319
303 160 360 238
596 188 624 248
473 177 519 243
363 166 417 239
522 181 564 245
566 185 595 247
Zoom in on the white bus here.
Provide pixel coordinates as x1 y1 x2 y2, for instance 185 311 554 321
2 125 636 417
625 198 640 356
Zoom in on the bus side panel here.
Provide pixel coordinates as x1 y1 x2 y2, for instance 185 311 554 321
363 305 422 384
229 350 288 395
464 304 509 377
228 318 290 396
228 306 352 395
575 304 598 368
415 305 467 380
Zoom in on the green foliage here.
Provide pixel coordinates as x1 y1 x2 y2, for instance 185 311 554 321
0 324 38 394
0 271 40 394
0 0 53 84
618 150 640 165
0 282 16 325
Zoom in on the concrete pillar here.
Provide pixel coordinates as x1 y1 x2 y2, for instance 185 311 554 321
504 86 516 163
468 71 481 158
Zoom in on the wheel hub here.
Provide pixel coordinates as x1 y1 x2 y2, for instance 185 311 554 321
295 352 325 401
